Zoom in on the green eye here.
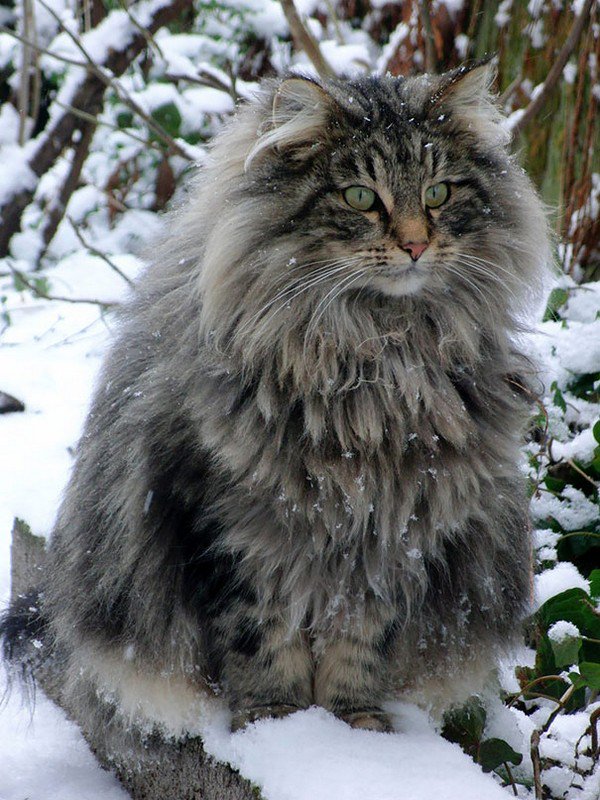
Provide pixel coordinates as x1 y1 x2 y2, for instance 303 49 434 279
424 182 449 208
343 186 376 211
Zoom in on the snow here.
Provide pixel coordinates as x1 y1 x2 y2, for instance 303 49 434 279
0 144 38 207
0 680 129 800
550 427 598 464
531 485 599 532
533 562 590 610
200 704 510 800
547 620 580 642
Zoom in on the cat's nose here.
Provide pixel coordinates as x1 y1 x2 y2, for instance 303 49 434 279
401 241 428 261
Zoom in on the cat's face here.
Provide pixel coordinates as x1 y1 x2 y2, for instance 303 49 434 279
197 65 548 353
242 66 538 305
303 106 504 298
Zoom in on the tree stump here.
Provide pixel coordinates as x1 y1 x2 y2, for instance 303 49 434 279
9 518 259 800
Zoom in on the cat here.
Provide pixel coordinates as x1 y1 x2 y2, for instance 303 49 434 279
2 61 550 742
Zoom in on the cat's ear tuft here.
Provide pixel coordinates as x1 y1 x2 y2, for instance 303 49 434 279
245 78 332 169
432 58 509 148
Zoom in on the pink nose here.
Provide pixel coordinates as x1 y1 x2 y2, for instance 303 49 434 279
401 241 428 261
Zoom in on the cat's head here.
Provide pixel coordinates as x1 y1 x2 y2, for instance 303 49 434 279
193 63 550 359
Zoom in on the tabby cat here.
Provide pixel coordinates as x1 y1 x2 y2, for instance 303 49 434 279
2 61 550 740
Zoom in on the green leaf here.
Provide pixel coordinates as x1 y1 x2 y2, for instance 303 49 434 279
552 386 567 413
549 630 582 668
593 420 600 445
12 272 27 292
441 697 487 759
478 738 523 773
543 287 569 322
589 569 600 598
569 662 600 691
150 102 182 140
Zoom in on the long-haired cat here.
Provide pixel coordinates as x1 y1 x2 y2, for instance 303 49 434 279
2 61 550 742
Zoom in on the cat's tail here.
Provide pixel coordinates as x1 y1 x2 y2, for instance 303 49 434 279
0 590 49 703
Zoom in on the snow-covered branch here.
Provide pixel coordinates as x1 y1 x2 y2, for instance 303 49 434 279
0 0 193 258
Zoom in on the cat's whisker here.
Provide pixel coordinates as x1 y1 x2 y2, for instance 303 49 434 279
443 263 497 319
237 258 363 337
303 265 374 352
454 258 522 305
250 260 365 336
454 252 528 288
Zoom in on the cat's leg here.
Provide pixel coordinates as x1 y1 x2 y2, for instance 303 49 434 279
214 605 314 731
313 610 397 732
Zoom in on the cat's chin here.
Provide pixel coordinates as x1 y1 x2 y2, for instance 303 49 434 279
367 268 428 298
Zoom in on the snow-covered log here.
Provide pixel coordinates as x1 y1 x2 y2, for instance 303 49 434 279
9 518 257 800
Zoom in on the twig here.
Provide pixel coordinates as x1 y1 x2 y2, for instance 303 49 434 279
531 730 543 800
508 674 566 707
530 683 578 800
565 458 599 490
323 0 345 45
592 707 600 757
66 216 134 287
117 0 164 59
499 74 522 107
0 26 89 68
419 0 436 73
279 0 335 79
503 761 518 796
7 263 119 307
509 0 594 138
53 98 162 151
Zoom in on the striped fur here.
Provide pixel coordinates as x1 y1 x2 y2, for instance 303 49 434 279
2 64 550 741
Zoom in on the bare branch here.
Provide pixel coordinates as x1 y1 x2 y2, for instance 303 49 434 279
7 263 119 307
66 216 135 287
52 99 162 151
0 26 89 68
279 0 335 79
419 0 436 73
509 0 594 138
117 0 165 59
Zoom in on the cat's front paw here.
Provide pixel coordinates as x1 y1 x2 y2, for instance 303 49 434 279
339 709 393 732
231 703 301 732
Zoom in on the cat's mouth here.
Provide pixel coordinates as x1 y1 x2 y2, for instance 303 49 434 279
365 261 428 297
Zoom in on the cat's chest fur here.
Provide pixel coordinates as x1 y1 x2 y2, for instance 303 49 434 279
201 342 491 544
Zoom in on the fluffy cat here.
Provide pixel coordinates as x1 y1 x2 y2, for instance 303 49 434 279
2 62 550 740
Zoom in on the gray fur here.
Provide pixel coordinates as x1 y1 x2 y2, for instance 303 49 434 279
3 64 550 739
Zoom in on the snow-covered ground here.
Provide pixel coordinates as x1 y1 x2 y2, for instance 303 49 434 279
1 259 599 800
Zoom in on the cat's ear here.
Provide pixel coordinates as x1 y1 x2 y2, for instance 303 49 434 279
432 59 509 148
245 78 332 169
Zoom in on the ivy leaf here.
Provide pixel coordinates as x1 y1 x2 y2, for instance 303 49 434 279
441 697 486 759
151 102 182 140
589 569 600 599
543 287 569 322
569 663 600 691
548 629 582 668
478 738 523 773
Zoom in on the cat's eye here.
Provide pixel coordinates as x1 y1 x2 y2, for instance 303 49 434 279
344 186 376 212
424 182 449 209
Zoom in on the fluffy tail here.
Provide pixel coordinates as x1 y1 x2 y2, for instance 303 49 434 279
1 590 48 699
